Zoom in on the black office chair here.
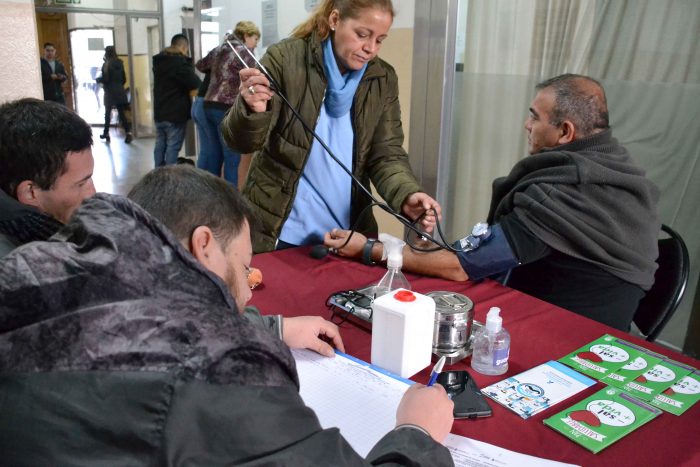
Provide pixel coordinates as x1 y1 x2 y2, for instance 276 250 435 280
633 224 690 342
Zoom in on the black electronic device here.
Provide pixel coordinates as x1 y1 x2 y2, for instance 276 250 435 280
437 370 492 419
327 285 376 324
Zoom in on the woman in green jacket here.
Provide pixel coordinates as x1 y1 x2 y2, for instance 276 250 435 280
223 0 441 253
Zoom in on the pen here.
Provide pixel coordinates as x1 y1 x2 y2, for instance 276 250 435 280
427 355 446 387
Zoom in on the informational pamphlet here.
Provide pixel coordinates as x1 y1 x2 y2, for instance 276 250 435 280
544 386 662 453
649 371 700 415
621 359 694 401
481 361 595 419
559 335 643 380
601 342 664 388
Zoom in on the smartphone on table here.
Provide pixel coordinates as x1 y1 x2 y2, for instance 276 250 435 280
437 370 492 418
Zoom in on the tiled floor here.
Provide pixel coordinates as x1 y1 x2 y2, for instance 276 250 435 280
91 127 155 196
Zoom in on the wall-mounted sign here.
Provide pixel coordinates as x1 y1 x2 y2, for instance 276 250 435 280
305 0 320 12
262 0 279 47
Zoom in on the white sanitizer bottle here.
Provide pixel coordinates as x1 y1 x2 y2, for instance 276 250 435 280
374 233 411 298
471 307 510 375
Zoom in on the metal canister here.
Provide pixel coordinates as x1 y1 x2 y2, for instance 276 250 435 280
427 291 474 352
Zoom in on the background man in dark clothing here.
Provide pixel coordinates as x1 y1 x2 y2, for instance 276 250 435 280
326 74 660 331
152 34 201 167
0 98 95 257
40 42 67 104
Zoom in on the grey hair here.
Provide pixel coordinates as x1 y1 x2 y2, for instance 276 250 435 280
536 74 610 137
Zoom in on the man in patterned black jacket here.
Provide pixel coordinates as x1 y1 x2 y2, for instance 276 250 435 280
0 166 454 466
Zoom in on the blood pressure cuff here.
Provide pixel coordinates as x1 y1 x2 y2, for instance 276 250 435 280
452 224 519 281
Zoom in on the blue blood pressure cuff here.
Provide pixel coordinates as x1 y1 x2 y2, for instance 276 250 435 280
452 223 519 281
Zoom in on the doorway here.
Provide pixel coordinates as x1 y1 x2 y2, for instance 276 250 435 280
36 12 74 111
35 9 161 138
70 28 114 126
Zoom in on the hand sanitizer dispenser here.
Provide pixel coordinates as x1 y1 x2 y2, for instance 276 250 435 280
371 289 435 378
374 233 410 298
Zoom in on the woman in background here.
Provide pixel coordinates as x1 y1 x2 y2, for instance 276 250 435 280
196 22 259 187
223 0 440 253
98 46 132 144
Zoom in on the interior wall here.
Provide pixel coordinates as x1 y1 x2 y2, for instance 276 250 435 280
163 0 192 47
372 26 415 239
0 0 45 103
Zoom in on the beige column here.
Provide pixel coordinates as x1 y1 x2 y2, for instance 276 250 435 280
0 0 42 103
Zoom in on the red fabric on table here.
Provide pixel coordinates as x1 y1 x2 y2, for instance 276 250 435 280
249 246 700 467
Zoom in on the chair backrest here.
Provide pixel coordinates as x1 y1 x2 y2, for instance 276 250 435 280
634 224 690 342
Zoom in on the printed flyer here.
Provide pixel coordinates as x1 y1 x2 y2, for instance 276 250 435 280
601 342 664 388
650 370 700 415
481 360 595 419
622 359 694 401
559 335 639 380
544 386 662 453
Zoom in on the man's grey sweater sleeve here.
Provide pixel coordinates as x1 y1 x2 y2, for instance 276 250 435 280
242 306 283 340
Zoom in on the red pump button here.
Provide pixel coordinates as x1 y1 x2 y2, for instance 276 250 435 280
393 290 416 302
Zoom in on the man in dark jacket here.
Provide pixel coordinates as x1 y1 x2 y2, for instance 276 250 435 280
152 34 201 167
0 166 454 466
326 74 660 331
40 42 67 104
0 98 95 257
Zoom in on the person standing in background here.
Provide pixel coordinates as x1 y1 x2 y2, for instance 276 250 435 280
223 1 441 253
97 46 132 144
40 43 67 104
196 22 260 188
152 34 202 167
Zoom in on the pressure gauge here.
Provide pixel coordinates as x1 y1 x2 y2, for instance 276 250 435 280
471 222 490 238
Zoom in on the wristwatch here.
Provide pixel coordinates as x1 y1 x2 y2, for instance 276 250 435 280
362 238 377 265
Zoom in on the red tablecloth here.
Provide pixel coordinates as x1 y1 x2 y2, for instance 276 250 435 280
249 247 700 467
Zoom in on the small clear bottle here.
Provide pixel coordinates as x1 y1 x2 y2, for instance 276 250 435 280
374 233 411 298
471 307 510 375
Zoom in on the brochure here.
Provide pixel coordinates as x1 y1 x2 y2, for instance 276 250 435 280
601 342 664 388
559 335 641 380
649 370 700 415
544 386 661 453
481 360 595 419
621 359 694 401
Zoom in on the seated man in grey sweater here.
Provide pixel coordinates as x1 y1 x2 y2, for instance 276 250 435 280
325 74 660 331
0 166 454 465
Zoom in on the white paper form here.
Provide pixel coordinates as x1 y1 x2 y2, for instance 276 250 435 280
293 349 579 466
445 434 579 467
292 348 412 457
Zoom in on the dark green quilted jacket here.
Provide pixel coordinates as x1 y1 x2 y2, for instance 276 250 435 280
222 33 422 253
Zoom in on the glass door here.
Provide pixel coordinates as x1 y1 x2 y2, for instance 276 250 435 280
65 12 160 137
70 27 115 126
128 16 161 136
